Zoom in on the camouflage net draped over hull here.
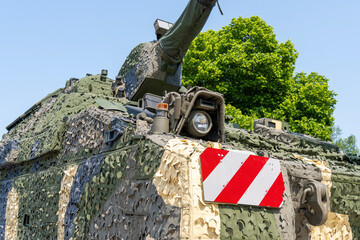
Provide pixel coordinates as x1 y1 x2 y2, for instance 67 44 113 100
0 72 360 240
14 168 63 239
0 180 12 239
226 126 360 240
331 173 360 238
0 73 126 165
70 140 166 239
219 205 280 239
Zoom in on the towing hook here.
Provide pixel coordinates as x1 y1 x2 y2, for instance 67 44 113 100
300 180 329 226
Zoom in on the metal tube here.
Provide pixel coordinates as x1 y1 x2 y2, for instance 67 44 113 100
159 0 217 63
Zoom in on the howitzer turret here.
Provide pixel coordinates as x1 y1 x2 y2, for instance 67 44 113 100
117 0 218 101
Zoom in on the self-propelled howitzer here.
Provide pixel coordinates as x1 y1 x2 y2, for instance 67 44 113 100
1 0 360 239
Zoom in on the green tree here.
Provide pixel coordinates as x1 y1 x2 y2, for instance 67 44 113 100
267 72 337 140
224 104 257 130
332 126 360 155
183 16 337 140
336 135 359 155
183 16 298 113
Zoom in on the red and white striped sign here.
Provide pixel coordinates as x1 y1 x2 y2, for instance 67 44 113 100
200 148 285 208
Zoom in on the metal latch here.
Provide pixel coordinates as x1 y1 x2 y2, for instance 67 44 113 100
105 116 130 146
300 180 329 226
105 128 123 145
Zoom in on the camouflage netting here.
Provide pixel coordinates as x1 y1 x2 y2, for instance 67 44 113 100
4 187 19 240
0 141 18 165
89 179 181 239
219 205 280 239
0 180 12 239
135 140 164 179
14 167 63 239
73 74 113 96
226 125 360 171
57 165 78 240
63 154 105 240
118 43 145 78
0 73 131 165
225 125 360 240
16 120 66 162
331 173 360 239
153 138 222 239
61 107 117 156
1 70 360 240
70 139 166 239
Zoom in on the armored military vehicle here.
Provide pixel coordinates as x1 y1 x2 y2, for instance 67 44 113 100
0 0 359 239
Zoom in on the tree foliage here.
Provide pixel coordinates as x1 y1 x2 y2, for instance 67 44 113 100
183 16 298 113
183 16 337 140
224 104 256 130
332 126 360 155
336 135 359 155
267 72 337 140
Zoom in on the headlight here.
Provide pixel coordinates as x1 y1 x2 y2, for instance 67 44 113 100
186 111 212 137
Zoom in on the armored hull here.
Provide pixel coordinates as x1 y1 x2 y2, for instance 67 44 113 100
0 73 359 240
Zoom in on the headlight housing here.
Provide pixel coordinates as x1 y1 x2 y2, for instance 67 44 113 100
186 110 212 137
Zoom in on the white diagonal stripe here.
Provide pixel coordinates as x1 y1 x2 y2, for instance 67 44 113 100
237 158 282 206
203 150 251 201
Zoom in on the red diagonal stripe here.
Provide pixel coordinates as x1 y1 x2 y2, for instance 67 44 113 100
259 172 285 208
200 148 229 181
214 155 269 204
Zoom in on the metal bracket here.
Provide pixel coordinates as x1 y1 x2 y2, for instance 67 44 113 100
105 116 132 146
300 180 329 226
105 128 123 145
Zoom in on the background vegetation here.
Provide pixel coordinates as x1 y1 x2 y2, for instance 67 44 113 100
183 16 337 141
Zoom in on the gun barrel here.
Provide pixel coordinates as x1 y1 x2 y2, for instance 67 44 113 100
159 0 217 63
118 0 217 101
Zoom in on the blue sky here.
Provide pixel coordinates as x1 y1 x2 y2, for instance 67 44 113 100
0 0 359 147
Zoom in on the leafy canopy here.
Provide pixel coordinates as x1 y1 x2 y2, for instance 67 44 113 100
332 126 360 155
183 16 337 140
267 72 337 140
336 136 359 155
183 16 298 112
